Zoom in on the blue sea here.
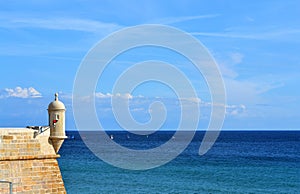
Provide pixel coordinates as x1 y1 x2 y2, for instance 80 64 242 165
58 131 300 194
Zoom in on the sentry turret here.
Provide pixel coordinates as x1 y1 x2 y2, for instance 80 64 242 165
48 93 67 153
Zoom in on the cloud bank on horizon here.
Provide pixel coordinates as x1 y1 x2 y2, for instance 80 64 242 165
0 87 42 99
0 1 299 129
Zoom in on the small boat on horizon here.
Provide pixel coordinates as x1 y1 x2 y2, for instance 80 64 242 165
67 135 75 140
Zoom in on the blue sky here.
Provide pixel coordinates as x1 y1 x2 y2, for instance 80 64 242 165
0 0 299 129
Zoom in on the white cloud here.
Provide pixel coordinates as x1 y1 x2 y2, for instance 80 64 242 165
180 97 201 103
216 50 283 111
95 92 133 100
219 64 239 79
226 104 246 116
1 87 42 98
115 93 133 100
131 108 145 112
230 52 244 64
0 16 123 56
190 28 300 41
152 14 219 24
256 82 285 94
217 52 244 79
78 91 247 121
95 92 113 98
2 17 122 33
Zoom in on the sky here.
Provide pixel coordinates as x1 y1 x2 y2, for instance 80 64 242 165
0 0 299 130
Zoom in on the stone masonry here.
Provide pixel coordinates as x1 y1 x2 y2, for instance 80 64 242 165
0 128 66 194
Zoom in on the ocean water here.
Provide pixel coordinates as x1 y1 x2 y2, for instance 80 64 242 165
58 131 300 194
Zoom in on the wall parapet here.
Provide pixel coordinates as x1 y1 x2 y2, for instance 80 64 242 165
0 128 66 194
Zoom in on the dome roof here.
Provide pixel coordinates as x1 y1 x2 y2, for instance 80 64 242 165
48 93 65 110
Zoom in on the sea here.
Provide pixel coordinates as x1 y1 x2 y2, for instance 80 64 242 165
58 131 300 194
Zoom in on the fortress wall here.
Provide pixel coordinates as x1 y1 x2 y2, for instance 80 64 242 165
0 128 66 194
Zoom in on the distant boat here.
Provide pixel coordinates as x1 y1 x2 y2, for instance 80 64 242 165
67 135 75 139
110 135 114 140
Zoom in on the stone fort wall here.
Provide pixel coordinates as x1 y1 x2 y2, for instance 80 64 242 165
0 128 66 194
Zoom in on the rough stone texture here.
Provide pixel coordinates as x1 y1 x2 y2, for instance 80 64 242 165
0 128 66 194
